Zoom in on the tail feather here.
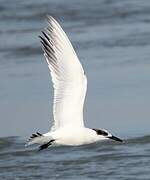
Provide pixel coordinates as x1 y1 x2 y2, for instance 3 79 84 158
26 132 54 147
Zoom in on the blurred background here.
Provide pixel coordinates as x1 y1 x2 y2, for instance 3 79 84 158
1 1 150 179
0 0 150 138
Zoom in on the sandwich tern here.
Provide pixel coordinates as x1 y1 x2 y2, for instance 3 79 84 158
27 16 123 150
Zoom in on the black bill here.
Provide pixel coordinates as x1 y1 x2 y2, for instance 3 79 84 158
108 135 123 142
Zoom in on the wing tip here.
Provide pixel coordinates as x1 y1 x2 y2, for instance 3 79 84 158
46 15 53 21
46 15 57 25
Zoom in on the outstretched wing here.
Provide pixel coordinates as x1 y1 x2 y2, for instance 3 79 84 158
39 16 87 131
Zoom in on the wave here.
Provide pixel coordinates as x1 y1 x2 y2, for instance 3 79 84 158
0 134 150 149
125 135 150 144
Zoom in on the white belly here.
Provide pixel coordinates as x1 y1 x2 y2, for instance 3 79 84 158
50 127 100 146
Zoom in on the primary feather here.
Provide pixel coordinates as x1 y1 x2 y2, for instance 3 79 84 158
39 16 87 131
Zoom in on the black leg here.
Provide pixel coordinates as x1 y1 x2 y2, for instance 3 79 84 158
39 139 55 151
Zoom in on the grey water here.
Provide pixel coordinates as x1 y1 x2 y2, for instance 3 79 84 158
0 0 150 179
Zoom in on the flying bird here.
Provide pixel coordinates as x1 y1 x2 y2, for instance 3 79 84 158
27 16 123 150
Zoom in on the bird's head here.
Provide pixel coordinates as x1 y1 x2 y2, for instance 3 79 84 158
92 128 123 142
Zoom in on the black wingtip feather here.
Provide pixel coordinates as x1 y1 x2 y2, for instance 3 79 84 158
39 36 48 45
42 31 50 41
39 34 55 53
36 132 42 136
30 132 43 139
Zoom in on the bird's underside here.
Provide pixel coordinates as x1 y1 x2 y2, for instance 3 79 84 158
28 128 123 151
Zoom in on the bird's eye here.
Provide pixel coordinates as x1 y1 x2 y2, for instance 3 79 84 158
92 129 108 136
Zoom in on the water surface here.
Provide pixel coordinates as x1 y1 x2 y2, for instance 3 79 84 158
0 0 150 179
